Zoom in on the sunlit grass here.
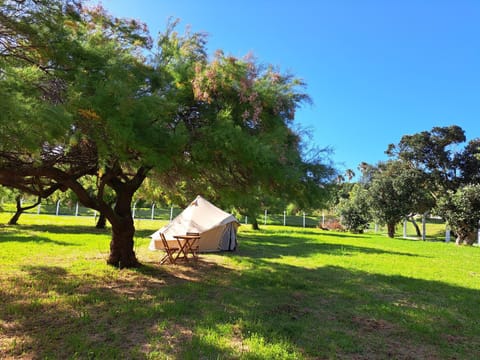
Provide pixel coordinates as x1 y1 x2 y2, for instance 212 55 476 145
0 213 479 359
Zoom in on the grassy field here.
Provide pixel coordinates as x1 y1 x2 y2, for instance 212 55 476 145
0 213 479 359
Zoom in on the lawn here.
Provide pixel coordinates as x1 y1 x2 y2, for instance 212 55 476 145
0 213 479 359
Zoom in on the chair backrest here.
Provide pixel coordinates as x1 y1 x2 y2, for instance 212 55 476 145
159 232 178 264
160 232 170 249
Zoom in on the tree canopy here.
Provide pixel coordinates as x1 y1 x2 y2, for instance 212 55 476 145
0 0 333 267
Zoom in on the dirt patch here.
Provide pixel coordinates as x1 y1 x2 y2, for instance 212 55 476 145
352 315 396 332
346 316 440 360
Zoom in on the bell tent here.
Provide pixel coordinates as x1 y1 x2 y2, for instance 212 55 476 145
149 195 239 252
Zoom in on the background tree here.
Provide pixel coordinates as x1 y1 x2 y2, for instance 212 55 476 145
7 193 41 225
336 183 371 233
0 1 332 267
386 125 480 243
367 160 428 238
437 184 480 245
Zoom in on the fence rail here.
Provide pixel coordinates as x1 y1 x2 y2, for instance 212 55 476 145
0 201 326 227
0 201 456 241
0 202 184 221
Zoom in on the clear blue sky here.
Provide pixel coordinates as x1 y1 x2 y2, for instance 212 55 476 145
99 0 480 174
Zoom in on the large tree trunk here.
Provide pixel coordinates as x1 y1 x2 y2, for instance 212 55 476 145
107 219 139 268
8 195 41 225
45 164 148 269
106 192 140 268
387 222 396 238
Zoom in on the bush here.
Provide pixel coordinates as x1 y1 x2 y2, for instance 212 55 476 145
319 218 344 231
336 184 371 233
338 205 370 233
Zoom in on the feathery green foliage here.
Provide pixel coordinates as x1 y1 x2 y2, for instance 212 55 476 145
0 0 333 267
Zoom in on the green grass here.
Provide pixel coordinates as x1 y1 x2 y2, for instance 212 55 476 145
0 213 479 359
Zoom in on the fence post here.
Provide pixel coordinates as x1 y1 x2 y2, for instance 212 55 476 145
245 215 248 225
477 220 480 246
403 219 407 238
264 209 267 225
55 200 60 216
303 212 305 228
132 201 137 219
322 211 325 227
75 202 79 216
37 203 41 215
151 203 155 220
170 206 174 221
422 213 427 241
445 226 451 243
283 211 286 226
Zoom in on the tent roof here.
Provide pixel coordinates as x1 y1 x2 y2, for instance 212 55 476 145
151 195 238 240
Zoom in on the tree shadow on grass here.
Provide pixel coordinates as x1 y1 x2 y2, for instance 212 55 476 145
0 230 79 246
237 232 424 259
0 262 195 359
2 255 480 359
16 223 111 235
211 262 480 359
135 228 156 239
253 227 367 239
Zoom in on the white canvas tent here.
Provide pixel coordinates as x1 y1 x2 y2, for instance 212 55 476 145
149 195 239 252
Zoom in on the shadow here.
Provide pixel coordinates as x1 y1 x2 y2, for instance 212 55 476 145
0 230 79 246
16 223 111 235
251 227 367 239
135 228 156 239
0 263 198 359
211 262 480 359
236 232 423 259
2 231 480 359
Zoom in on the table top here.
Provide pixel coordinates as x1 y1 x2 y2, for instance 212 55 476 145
173 234 200 240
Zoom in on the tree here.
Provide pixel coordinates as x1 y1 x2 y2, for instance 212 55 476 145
367 161 429 238
437 184 480 245
0 1 331 267
337 183 371 233
1 0 159 267
386 125 480 242
8 194 39 225
0 188 44 225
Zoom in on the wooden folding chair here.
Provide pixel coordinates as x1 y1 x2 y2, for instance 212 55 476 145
159 233 180 265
